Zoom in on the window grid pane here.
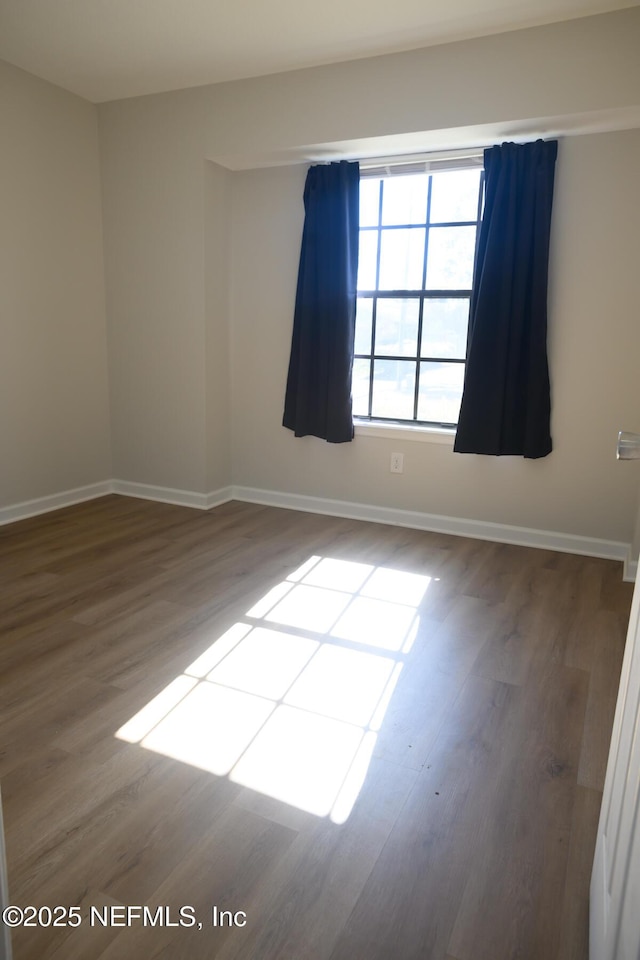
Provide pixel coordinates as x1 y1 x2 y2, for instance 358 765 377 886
371 360 416 420
378 229 425 290
374 298 420 357
355 167 483 427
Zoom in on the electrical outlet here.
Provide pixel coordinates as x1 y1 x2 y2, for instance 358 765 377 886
390 452 404 474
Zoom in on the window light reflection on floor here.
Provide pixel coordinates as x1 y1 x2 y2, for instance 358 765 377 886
116 555 431 824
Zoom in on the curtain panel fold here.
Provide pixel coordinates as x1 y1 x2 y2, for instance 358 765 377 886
283 160 360 443
454 139 558 459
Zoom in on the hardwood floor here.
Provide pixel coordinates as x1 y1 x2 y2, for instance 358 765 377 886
0 496 632 960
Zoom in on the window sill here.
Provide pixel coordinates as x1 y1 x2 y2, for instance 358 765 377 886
354 420 456 445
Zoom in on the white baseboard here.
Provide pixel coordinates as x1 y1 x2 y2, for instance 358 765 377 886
623 551 638 583
112 480 234 511
0 480 234 525
0 481 114 526
231 485 630 565
0 478 631 571
205 486 235 509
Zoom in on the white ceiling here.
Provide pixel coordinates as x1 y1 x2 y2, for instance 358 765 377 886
0 0 637 104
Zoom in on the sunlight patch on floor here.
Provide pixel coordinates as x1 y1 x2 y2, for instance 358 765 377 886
116 555 430 823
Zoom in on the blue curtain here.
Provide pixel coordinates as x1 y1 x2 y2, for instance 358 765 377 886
283 160 360 443
454 139 558 458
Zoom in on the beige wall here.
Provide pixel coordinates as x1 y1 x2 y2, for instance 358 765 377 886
97 7 640 542
2 8 639 545
205 161 232 492
98 96 210 491
198 7 640 167
0 60 111 508
230 131 640 542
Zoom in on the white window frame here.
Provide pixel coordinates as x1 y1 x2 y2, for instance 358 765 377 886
353 150 484 443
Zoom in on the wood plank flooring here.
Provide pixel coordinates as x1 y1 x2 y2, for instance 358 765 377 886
0 496 632 960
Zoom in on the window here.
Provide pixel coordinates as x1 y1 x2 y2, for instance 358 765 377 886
353 162 484 428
